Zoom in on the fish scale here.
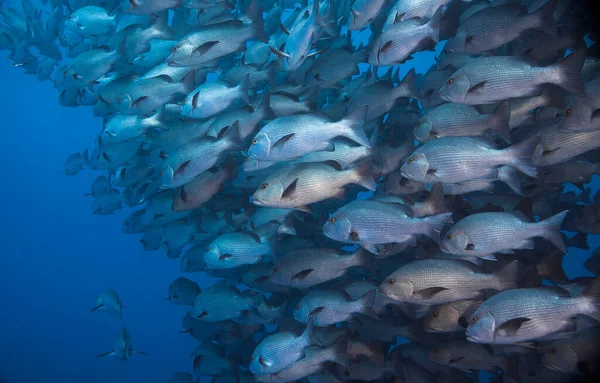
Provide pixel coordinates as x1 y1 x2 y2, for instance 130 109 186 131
468 287 596 344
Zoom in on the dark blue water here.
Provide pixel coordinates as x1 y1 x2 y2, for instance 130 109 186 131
0 1 598 382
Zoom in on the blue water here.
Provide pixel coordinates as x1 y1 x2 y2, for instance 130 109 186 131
0 2 597 383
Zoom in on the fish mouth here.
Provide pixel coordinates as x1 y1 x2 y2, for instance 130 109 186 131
252 197 265 206
465 332 484 343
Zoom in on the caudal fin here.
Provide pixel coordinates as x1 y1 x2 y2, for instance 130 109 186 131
415 182 447 217
358 289 379 320
351 156 376 190
503 136 540 178
538 210 568 253
489 101 512 143
397 68 421 100
497 166 521 195
329 335 350 367
341 105 371 147
247 0 269 43
423 212 453 242
532 0 558 36
582 277 600 322
493 260 520 291
553 48 586 96
427 5 443 43
238 73 251 105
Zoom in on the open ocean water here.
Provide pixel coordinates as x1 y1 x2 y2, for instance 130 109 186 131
1 0 600 382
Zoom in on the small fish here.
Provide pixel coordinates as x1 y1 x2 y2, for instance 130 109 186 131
413 102 512 143
293 289 377 326
439 49 586 105
91 289 124 319
424 299 483 333
249 319 317 374
165 277 201 306
466 281 600 344
96 328 148 360
251 158 375 212
181 75 250 119
271 247 372 289
369 7 441 66
323 198 451 253
400 136 540 184
248 106 369 162
560 76 600 132
348 0 387 31
204 230 276 270
191 285 263 322
64 6 116 37
442 211 568 261
379 259 520 305
445 1 558 54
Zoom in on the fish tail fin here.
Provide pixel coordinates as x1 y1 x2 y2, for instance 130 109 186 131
180 69 196 94
222 120 242 148
490 101 512 143
261 93 276 120
582 277 600 321
302 317 318 345
538 210 568 253
567 232 589 250
540 85 566 109
353 247 375 274
359 289 379 320
503 136 540 178
340 105 371 147
532 0 558 37
423 212 453 242
422 182 448 216
247 0 269 43
239 73 251 105
398 68 421 99
553 48 586 96
493 260 520 291
351 156 376 190
329 335 350 368
365 341 386 368
497 166 521 195
428 5 443 42
278 214 297 236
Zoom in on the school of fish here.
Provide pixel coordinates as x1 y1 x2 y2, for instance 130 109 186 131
3 0 600 381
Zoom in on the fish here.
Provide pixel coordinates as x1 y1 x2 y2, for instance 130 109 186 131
369 7 441 66
270 247 372 289
96 328 148 360
413 102 512 143
249 319 317 374
165 277 201 306
439 49 586 105
466 281 600 344
91 289 124 319
423 299 483 333
441 210 568 260
560 76 600 132
379 259 520 305
293 289 377 326
64 6 116 36
400 136 540 184
247 106 370 162
181 75 250 119
251 158 375 212
445 1 558 54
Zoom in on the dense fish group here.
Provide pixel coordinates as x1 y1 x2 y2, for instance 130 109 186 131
4 0 600 381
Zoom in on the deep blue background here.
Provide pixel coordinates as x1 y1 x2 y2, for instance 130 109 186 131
0 1 597 383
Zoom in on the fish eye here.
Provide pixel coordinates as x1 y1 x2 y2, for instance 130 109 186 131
448 78 454 84
261 183 268 190
388 279 395 285
565 109 572 117
446 233 452 240
330 217 336 224
118 97 123 103
295 305 300 310
472 316 478 323
416 121 422 127
432 348 439 354
432 311 439 318
273 266 279 272
407 157 414 163
250 357 255 362
173 46 179 52
253 138 258 145
206 248 210 252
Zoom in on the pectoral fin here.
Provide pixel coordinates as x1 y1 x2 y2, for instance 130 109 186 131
292 269 313 280
193 41 219 56
496 317 531 336
467 81 487 95
281 178 298 199
414 286 448 299
96 350 115 358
